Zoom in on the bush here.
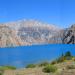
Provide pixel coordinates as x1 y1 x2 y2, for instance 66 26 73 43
5 66 16 70
26 64 36 68
66 65 75 69
65 51 72 57
39 62 49 67
0 73 2 75
56 57 64 63
51 61 57 65
73 58 75 61
42 65 57 73
0 72 3 75
0 66 16 70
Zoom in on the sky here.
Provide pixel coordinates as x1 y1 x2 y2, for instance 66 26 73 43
0 0 75 28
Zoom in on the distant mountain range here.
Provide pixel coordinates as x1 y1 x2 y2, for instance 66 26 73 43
0 20 75 47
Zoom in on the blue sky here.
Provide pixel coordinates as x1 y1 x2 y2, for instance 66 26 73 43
0 0 75 28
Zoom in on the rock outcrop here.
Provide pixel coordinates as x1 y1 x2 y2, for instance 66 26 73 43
63 24 75 44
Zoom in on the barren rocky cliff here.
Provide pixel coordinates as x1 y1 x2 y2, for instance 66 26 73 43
0 20 75 47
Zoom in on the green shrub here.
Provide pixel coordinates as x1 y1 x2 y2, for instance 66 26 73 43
65 51 72 57
0 70 4 75
26 64 36 68
51 61 57 65
0 72 3 75
0 73 2 75
39 62 49 67
0 66 16 70
5 66 16 70
73 58 75 61
42 64 57 73
66 65 75 69
57 57 64 63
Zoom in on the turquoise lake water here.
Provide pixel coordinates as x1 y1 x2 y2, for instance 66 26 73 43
0 44 75 68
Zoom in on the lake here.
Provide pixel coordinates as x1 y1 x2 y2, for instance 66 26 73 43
0 44 75 68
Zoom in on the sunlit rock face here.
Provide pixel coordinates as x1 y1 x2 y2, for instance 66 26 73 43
0 25 23 47
63 24 75 44
17 26 62 44
0 19 75 47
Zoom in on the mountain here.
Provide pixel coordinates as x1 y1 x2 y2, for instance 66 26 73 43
63 24 75 44
0 25 22 47
0 20 63 47
0 19 75 47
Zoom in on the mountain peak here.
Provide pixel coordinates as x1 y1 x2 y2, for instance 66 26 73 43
5 19 61 31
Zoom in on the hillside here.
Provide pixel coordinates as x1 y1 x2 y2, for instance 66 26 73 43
0 20 63 47
3 62 75 75
0 20 75 47
63 24 75 44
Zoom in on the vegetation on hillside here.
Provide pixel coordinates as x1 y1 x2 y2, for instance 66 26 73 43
26 64 36 68
0 66 16 70
25 51 74 74
42 64 57 73
54 51 73 63
0 66 16 75
39 62 49 67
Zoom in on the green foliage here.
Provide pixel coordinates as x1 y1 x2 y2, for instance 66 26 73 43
5 66 16 70
66 65 75 69
39 62 49 67
57 57 64 63
42 64 57 73
51 61 57 65
0 66 16 70
26 64 36 68
0 72 3 75
0 71 4 75
64 51 72 60
73 58 75 61
0 73 3 75
56 51 72 63
65 51 72 57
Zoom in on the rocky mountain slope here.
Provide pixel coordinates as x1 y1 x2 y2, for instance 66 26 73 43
0 20 75 47
0 20 63 47
63 24 75 44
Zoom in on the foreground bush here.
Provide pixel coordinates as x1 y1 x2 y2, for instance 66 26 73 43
26 64 36 68
42 64 57 73
39 62 49 67
0 73 3 75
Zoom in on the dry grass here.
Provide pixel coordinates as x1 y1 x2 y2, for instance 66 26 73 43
3 61 75 75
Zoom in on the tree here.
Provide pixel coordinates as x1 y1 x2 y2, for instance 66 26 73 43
56 51 72 63
64 51 72 60
65 51 72 57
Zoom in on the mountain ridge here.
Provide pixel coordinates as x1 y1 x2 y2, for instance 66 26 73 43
0 19 75 47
